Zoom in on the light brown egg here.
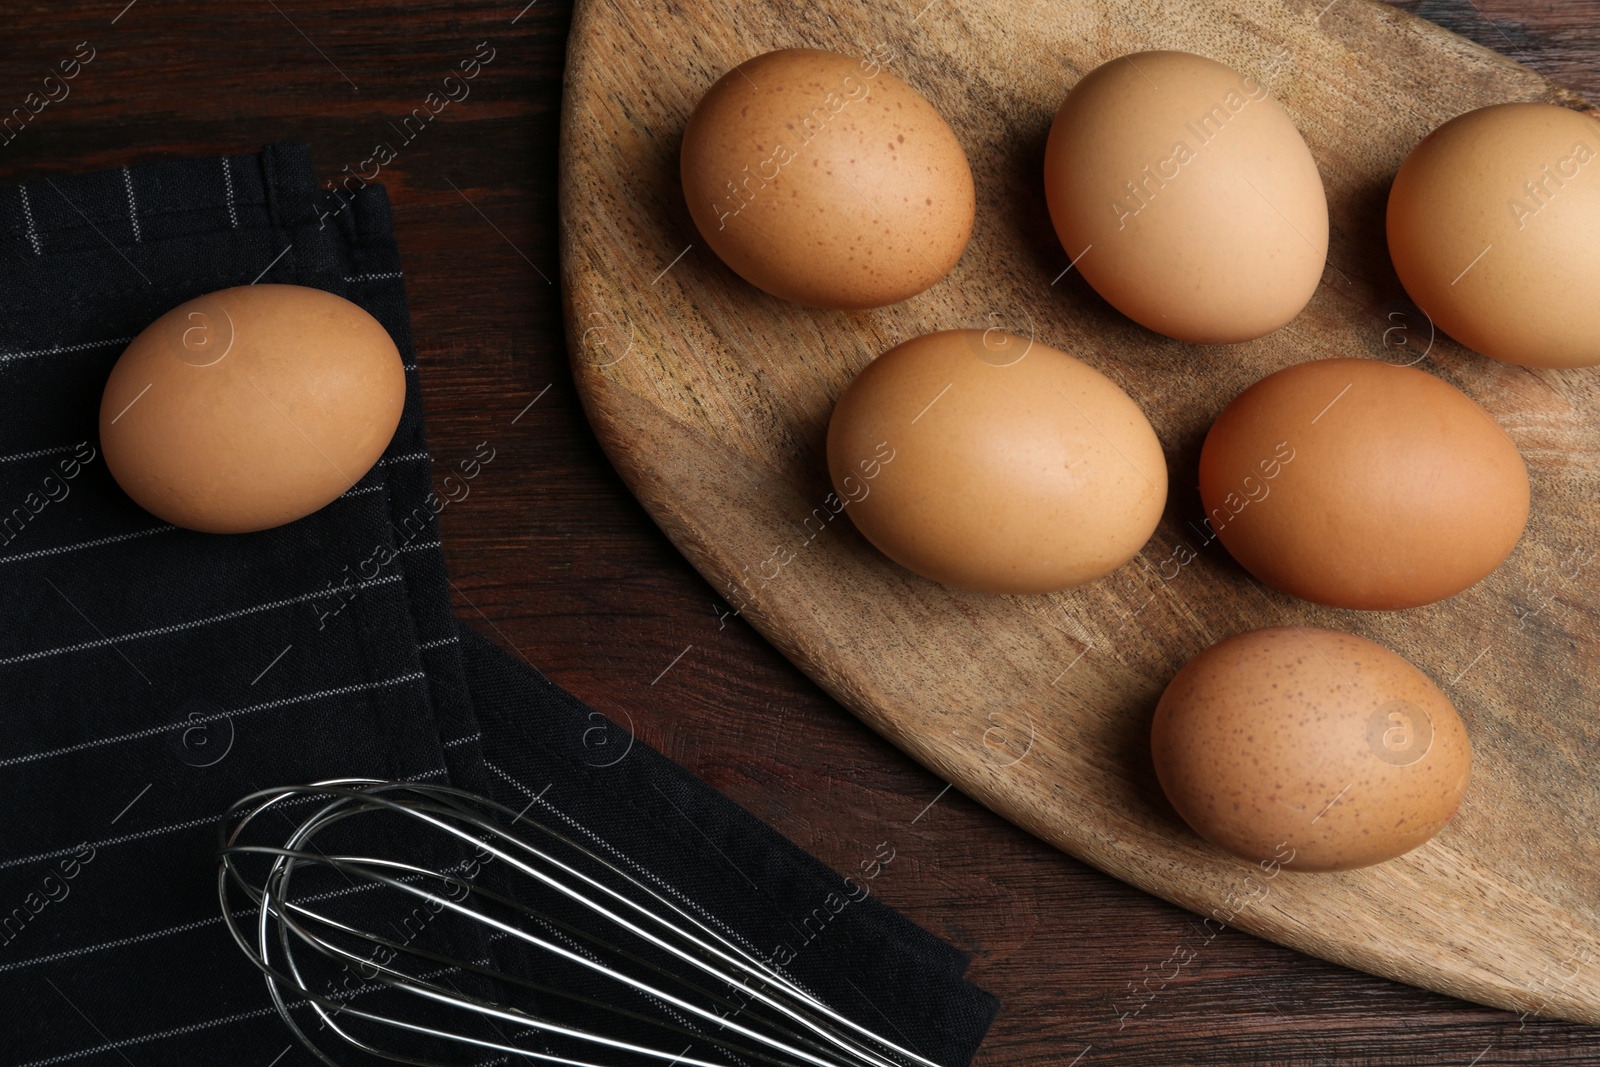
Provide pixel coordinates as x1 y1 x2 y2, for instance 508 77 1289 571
1043 50 1328 343
826 329 1167 594
100 284 405 534
1388 103 1600 368
1152 626 1473 872
1198 358 1528 610
681 48 974 309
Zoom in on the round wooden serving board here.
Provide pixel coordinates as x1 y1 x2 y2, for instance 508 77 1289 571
558 0 1600 1024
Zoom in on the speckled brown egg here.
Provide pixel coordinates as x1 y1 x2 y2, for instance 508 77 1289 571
681 48 974 309
100 284 405 534
1199 358 1529 610
826 329 1168 594
1043 50 1328 343
1388 103 1600 368
1151 626 1472 872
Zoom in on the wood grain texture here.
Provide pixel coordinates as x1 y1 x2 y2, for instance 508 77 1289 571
560 0 1600 1035
3 2 1598 1063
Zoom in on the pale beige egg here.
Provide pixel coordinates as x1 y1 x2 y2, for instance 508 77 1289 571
1044 50 1328 343
1388 102 1600 368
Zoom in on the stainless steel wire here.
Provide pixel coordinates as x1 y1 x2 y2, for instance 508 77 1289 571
218 779 943 1067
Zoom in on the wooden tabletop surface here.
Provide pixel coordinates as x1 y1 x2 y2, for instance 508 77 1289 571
4 2 1596 1064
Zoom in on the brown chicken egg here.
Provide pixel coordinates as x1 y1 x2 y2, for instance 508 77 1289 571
1388 102 1600 368
100 284 406 534
681 47 974 309
826 329 1167 594
1043 50 1327 344
1152 626 1473 872
1198 358 1528 610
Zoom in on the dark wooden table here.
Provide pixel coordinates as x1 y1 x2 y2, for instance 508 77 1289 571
4 2 1596 1064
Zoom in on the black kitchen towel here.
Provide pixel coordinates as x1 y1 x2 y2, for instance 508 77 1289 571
0 144 999 1066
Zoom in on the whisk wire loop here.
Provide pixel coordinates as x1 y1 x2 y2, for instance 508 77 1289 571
219 779 943 1067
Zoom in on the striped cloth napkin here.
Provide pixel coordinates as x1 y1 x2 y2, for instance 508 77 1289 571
0 144 998 1066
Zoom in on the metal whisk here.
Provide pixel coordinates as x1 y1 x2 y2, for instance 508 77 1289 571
219 779 942 1067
